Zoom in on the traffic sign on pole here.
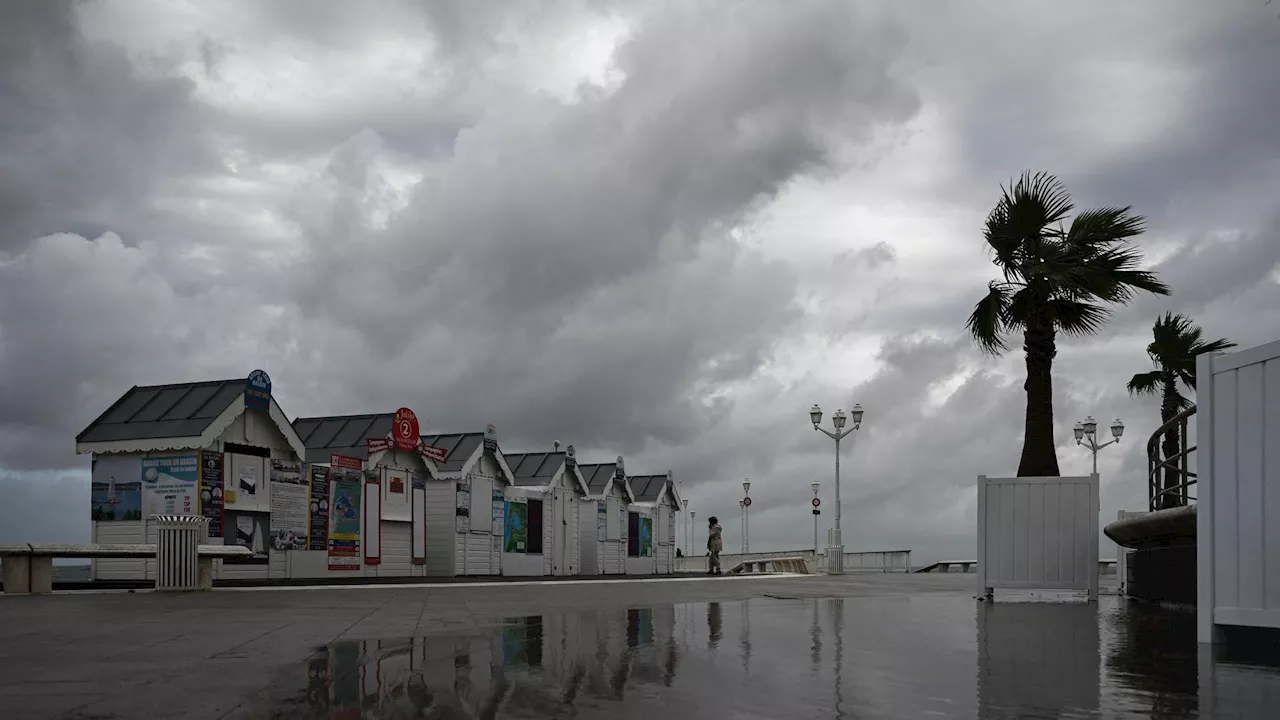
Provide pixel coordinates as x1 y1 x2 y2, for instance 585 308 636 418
812 497 821 508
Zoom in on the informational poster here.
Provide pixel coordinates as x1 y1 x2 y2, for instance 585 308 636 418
454 485 470 533
504 499 528 553
491 487 505 537
224 510 270 563
596 500 607 542
199 450 224 538
141 454 199 517
90 477 142 522
639 517 653 557
328 454 363 570
308 465 330 551
270 459 308 550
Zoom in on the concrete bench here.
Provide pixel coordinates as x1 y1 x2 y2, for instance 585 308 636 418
1 543 252 594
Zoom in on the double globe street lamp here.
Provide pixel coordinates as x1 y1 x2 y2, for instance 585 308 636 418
1074 415 1124 474
810 403 864 574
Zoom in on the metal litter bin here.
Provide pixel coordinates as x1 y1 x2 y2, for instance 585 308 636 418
154 515 208 591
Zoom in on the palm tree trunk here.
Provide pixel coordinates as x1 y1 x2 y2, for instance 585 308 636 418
1018 317 1061 477
1159 379 1182 510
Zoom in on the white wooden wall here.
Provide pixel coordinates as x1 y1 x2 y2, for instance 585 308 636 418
1198 339 1280 643
976 474 1099 599
1114 510 1147 597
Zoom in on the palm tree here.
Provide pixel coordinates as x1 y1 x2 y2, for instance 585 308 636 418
1127 313 1234 508
967 172 1170 477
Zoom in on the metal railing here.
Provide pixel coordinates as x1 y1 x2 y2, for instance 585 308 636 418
1147 404 1196 511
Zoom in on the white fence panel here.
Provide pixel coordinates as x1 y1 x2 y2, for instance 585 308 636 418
977 474 1099 599
1114 510 1147 597
1198 339 1280 643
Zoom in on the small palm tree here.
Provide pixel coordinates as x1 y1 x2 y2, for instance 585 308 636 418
1127 313 1235 508
967 171 1170 477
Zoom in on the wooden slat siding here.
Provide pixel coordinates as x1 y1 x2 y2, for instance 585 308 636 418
379 522 413 577
579 498 598 574
423 481 456 576
93 521 147 580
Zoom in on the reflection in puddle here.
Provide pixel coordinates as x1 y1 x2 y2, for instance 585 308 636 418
268 598 1280 719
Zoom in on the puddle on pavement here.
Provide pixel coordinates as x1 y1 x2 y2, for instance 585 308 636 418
249 597 1280 719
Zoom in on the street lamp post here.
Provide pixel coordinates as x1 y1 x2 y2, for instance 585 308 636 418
683 498 690 558
738 500 746 553
742 480 751 554
811 481 821 560
809 403 864 574
1074 416 1124 474
691 510 697 558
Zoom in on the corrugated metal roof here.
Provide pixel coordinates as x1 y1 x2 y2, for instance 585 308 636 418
76 379 245 444
577 463 617 494
419 432 484 473
628 474 668 502
503 452 565 487
292 413 394 464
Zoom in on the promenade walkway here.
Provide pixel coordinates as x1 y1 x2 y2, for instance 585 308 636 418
1 572 1273 719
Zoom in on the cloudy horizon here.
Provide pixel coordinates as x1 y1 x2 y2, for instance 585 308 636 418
3 0 1279 565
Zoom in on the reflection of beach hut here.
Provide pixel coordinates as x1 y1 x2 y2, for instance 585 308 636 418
501 446 591 576
417 425 517 576
576 457 635 575
292 411 435 579
74 371 306 582
625 472 681 575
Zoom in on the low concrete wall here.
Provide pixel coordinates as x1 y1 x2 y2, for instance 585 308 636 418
674 549 815 573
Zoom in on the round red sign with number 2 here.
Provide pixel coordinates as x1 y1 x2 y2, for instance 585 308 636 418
393 407 419 451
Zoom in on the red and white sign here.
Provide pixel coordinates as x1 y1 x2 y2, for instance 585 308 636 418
743 497 753 507
418 444 448 463
393 407 420 451
812 497 821 508
366 437 393 453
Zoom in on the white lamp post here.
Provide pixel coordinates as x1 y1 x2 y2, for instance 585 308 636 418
1074 416 1124 474
811 481 821 560
738 499 746 553
691 510 697 558
682 497 690 559
810 402 864 574
742 479 751 554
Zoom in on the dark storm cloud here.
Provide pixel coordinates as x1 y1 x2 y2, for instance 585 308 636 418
0 0 216 253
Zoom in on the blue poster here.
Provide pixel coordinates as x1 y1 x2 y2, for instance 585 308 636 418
141 454 199 517
90 479 142 521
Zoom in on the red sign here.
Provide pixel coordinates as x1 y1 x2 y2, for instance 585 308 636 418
743 497 752 507
812 497 821 508
393 408 420 451
418 444 448 463
367 437 392 453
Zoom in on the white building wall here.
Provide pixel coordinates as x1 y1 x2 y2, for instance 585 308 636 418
424 480 456 577
579 497 600 575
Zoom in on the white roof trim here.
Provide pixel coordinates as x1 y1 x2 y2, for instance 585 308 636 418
367 442 437 476
435 441 516 485
549 463 590 496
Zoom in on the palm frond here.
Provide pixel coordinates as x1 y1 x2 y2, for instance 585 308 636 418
1065 206 1147 246
1126 370 1163 396
1044 297 1110 337
1068 245 1170 301
966 281 1013 356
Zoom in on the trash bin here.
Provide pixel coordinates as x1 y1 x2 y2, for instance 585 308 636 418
154 515 209 591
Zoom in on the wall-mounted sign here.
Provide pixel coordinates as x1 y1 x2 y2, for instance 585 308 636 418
483 423 498 453
393 408 420 451
614 455 626 483
564 445 576 471
367 437 392 454
245 369 272 411
418 444 448 463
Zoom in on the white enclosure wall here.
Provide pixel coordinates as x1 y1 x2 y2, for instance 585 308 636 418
1198 340 1280 642
607 488 627 574
655 498 675 574
550 485 580 576
1114 510 1147 597
976 474 1099 599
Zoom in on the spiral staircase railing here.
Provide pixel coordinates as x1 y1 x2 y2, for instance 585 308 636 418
1147 404 1196 511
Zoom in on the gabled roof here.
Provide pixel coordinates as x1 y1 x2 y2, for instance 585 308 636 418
578 460 636 502
292 413 395 464
419 432 484 474
504 451 565 487
76 379 245 444
628 474 668 503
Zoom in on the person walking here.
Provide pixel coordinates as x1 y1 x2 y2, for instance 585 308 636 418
707 516 723 575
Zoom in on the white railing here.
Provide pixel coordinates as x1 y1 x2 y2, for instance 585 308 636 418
816 549 913 573
673 549 815 573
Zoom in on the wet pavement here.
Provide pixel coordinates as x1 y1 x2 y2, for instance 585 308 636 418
3 574 1280 718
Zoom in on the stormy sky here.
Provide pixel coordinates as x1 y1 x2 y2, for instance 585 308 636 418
2 0 1279 564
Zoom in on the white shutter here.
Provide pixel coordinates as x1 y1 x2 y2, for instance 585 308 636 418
470 476 492 533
